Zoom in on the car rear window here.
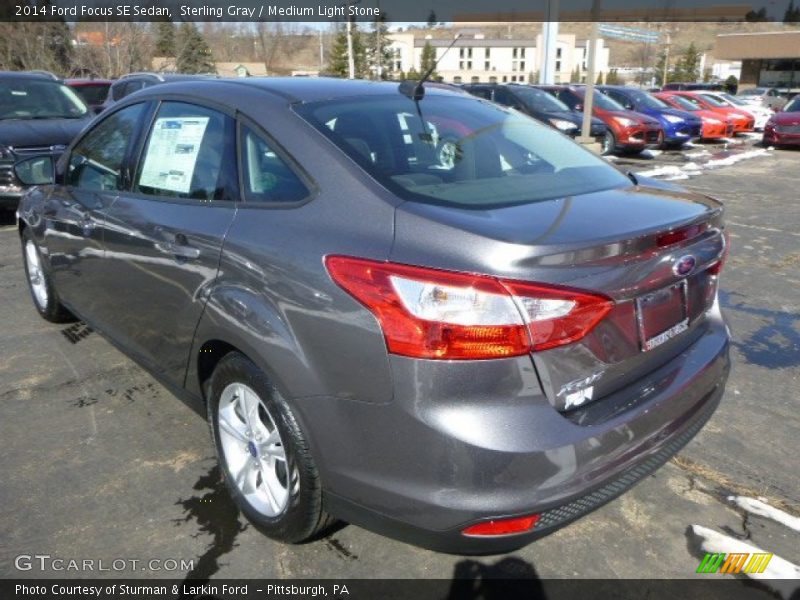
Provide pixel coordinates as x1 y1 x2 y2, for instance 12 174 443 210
71 83 111 105
295 93 629 209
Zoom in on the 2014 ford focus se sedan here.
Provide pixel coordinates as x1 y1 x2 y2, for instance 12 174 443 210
15 78 730 554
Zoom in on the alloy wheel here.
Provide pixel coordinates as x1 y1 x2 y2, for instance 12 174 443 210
217 382 298 517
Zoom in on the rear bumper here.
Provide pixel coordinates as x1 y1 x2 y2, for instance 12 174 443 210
295 303 731 553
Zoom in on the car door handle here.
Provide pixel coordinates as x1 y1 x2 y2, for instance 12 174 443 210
157 240 201 260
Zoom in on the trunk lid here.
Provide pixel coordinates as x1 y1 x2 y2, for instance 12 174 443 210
391 183 726 412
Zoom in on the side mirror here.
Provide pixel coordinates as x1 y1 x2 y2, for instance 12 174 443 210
14 156 55 186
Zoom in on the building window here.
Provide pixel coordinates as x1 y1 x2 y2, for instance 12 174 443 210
485 48 491 58
471 76 479 83
484 60 490 71
555 60 561 71
556 47 562 58
502 75 507 82
453 76 462 83
520 61 525 71
489 76 497 83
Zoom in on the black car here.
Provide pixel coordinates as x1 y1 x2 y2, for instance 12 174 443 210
101 72 215 111
463 83 607 139
0 72 93 211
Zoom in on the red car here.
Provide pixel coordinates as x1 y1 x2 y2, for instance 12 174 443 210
65 78 113 114
655 92 735 140
676 91 755 134
535 85 663 154
763 95 800 148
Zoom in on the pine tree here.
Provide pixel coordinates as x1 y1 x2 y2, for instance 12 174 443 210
176 23 215 74
419 41 437 78
155 21 175 57
596 71 604 85
427 10 437 28
366 14 394 80
785 0 800 22
328 21 367 78
570 66 580 83
678 42 702 82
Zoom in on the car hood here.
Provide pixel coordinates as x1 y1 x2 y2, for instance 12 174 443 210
603 109 660 127
545 110 605 127
0 117 91 149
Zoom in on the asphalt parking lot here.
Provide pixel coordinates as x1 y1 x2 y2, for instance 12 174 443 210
0 142 798 586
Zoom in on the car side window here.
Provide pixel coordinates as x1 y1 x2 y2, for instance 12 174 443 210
135 102 237 202
67 102 145 191
239 125 310 204
493 87 512 105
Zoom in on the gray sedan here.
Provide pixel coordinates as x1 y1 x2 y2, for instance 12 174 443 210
15 78 730 553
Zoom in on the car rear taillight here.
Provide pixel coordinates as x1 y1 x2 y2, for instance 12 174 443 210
462 514 540 536
325 256 613 360
707 230 730 276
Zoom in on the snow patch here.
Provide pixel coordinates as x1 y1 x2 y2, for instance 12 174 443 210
728 496 800 533
640 149 663 158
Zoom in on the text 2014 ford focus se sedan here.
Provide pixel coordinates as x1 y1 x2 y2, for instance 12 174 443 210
15 78 730 553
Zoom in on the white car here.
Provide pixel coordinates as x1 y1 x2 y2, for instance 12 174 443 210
696 91 773 130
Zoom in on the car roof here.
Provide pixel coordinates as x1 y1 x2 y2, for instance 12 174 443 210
136 77 466 104
0 71 64 82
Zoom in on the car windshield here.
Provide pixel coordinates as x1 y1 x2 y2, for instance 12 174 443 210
0 79 88 119
578 89 626 111
720 93 745 106
697 94 727 107
627 90 670 110
784 96 800 112
511 87 571 112
70 83 111 105
665 95 700 111
738 88 766 96
296 93 629 209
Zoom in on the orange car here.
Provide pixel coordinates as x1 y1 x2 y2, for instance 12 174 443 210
655 92 734 140
673 91 754 133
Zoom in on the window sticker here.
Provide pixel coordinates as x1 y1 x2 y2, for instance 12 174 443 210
139 117 209 194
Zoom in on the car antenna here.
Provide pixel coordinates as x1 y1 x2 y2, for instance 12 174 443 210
399 34 462 101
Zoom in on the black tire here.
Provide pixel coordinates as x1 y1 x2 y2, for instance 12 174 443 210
601 130 617 156
207 352 334 543
20 227 74 323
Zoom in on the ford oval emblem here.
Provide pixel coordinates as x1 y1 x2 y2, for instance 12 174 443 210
673 255 696 277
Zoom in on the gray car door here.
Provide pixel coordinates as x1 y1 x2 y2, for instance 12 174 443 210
95 100 238 386
44 102 149 321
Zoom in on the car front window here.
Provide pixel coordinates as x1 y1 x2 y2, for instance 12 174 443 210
582 90 626 111
511 87 571 112
784 97 800 112
0 79 88 119
296 93 629 209
630 91 670 110
667 95 700 111
698 94 727 107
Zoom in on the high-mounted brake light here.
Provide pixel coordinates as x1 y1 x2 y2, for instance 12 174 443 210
462 514 540 536
325 256 612 360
